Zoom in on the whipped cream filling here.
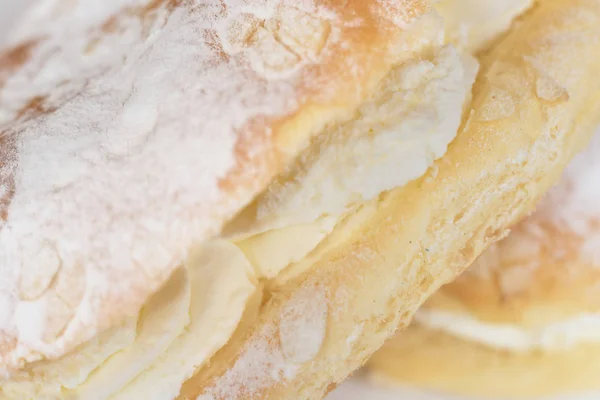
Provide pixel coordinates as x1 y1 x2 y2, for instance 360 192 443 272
415 309 600 352
2 242 256 400
0 46 477 399
226 45 478 237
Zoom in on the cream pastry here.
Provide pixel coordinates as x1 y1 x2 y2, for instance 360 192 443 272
1 0 599 399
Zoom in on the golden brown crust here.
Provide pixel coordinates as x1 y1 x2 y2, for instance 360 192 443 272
0 0 435 373
176 0 600 398
426 123 600 327
369 323 600 398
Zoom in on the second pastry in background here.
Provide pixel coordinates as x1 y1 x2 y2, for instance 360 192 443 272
367 122 600 399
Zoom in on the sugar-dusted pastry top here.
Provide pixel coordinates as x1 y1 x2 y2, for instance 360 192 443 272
1 22 482 398
0 0 434 375
4 0 600 398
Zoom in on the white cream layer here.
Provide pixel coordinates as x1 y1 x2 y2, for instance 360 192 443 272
415 309 600 352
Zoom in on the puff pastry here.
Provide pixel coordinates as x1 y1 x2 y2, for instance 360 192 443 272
0 0 599 399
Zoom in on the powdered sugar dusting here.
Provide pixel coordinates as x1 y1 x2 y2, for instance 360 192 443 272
0 0 378 376
199 285 327 399
374 0 430 28
465 222 544 282
535 128 600 265
0 0 152 123
197 327 297 400
465 125 600 286
279 286 327 363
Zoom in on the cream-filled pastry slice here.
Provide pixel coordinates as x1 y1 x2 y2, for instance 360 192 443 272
0 37 479 400
2 0 600 399
183 0 600 398
0 0 437 382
